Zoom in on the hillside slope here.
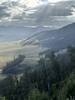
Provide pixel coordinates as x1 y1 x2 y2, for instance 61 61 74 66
22 23 75 49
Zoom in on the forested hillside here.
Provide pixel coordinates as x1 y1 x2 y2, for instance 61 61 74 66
0 46 75 100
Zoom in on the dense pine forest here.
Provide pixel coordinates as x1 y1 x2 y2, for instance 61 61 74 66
0 46 75 100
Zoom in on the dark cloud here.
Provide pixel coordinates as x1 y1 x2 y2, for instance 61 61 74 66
0 5 9 18
0 1 22 19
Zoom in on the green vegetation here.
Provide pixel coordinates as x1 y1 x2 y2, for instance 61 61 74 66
0 46 75 100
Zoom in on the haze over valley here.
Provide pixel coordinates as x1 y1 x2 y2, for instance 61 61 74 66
0 0 75 75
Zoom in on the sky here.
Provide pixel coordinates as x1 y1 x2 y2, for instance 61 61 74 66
0 0 75 28
0 0 67 3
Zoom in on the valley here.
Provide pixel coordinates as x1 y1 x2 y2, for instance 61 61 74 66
0 41 43 74
0 22 75 74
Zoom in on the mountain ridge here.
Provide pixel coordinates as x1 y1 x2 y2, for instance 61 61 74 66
22 23 75 50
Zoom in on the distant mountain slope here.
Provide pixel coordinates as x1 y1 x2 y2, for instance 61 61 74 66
0 26 50 42
22 23 75 49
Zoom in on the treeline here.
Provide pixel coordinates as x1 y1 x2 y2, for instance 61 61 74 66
0 46 75 100
2 55 25 74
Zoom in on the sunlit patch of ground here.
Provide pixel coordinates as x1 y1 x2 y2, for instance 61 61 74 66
0 41 42 70
0 41 21 51
0 56 14 68
0 41 21 69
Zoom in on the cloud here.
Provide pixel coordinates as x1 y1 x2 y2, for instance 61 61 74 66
0 0 75 27
0 0 7 4
71 7 75 16
0 6 9 18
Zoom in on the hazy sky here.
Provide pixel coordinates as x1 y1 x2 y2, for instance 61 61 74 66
0 0 75 28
